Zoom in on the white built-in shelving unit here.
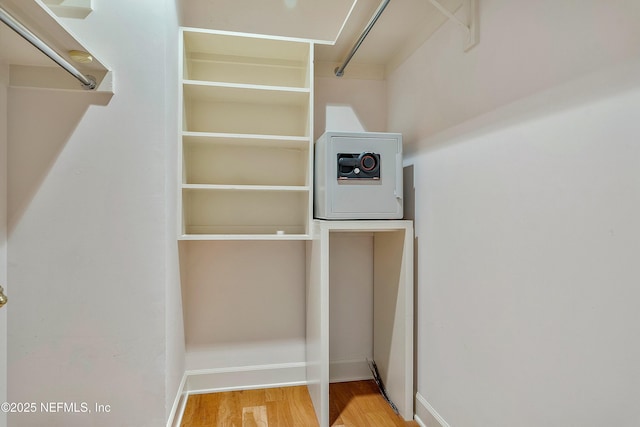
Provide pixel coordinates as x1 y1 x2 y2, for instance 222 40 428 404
175 27 414 427
179 28 314 240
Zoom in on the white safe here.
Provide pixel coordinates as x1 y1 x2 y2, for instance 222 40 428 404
314 131 403 219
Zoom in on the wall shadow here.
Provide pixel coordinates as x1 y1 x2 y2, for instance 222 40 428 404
7 86 111 235
403 164 419 406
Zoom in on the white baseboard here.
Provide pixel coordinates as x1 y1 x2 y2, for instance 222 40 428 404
166 362 308 427
167 362 414 427
185 361 307 394
415 392 451 427
166 374 188 427
414 414 427 427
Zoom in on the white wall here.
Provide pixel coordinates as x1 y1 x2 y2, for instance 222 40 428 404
329 233 374 379
314 76 387 140
6 1 181 426
389 0 640 143
312 74 387 383
0 64 8 427
163 0 185 419
182 241 307 371
387 1 640 426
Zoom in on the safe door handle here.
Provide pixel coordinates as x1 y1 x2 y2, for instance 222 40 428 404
0 285 7 308
395 153 403 200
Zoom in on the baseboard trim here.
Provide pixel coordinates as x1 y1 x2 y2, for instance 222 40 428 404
185 361 307 394
166 362 308 426
168 362 418 427
415 392 451 427
166 374 188 427
414 414 427 427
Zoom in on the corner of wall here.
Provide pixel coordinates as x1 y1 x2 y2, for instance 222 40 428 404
163 0 186 421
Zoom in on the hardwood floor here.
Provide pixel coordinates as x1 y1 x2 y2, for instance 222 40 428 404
180 385 319 427
180 381 419 427
330 381 418 427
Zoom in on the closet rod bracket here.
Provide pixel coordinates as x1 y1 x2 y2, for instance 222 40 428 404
0 5 98 90
428 0 478 51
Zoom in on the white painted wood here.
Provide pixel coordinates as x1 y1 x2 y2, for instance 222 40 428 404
183 132 309 148
179 28 313 239
183 30 310 87
185 362 307 394
309 220 414 425
181 188 308 236
183 85 309 136
42 0 92 19
166 374 188 427
305 223 330 427
0 0 111 92
179 233 311 241
8 65 113 93
305 42 315 235
183 81 310 103
183 139 308 186
415 393 450 427
182 184 310 191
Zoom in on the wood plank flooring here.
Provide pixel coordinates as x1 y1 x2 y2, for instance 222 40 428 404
180 381 419 427
181 385 318 426
330 381 418 427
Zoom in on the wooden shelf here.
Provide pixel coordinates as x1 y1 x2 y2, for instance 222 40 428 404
182 132 309 149
182 139 309 187
183 29 310 88
181 182 310 238
183 81 310 105
182 91 309 137
178 232 311 241
182 184 310 191
179 28 313 240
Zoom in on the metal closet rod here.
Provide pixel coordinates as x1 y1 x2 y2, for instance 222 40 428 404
0 5 96 90
335 0 391 77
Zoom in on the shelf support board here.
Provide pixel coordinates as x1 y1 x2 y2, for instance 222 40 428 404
428 0 478 51
42 0 93 19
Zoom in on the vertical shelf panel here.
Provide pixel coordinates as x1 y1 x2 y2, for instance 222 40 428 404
305 222 330 427
307 220 414 425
